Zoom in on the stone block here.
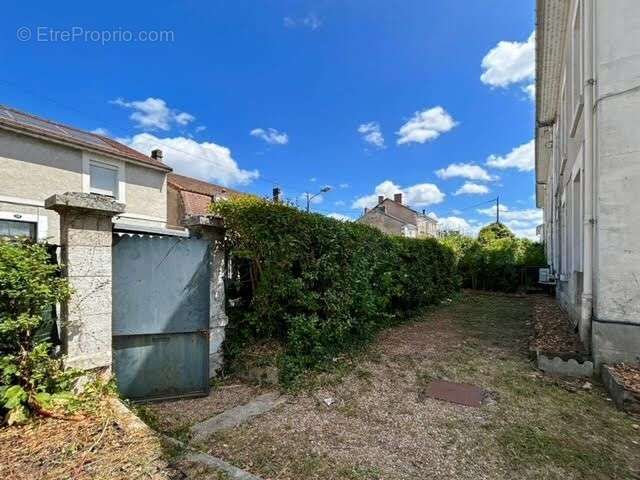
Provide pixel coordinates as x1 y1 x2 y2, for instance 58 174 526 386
209 326 226 376
64 312 112 370
65 246 112 277
67 277 112 317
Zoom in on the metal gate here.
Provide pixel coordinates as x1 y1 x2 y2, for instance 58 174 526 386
112 233 211 401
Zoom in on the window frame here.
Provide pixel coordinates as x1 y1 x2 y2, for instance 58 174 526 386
0 218 37 241
82 152 126 202
89 161 119 198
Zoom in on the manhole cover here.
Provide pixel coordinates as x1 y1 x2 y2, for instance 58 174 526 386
423 380 485 407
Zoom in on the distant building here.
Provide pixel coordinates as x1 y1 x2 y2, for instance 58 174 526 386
356 193 438 238
535 0 640 366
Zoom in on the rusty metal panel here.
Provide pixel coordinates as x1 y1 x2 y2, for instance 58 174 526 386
422 380 485 407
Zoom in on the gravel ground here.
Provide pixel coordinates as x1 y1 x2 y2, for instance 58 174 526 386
154 293 640 479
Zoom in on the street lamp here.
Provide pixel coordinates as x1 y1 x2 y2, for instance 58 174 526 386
306 186 331 213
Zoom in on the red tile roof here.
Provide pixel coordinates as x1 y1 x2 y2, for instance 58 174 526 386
0 105 171 171
180 190 215 216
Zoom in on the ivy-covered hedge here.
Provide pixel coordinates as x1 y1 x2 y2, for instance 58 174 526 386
211 198 457 383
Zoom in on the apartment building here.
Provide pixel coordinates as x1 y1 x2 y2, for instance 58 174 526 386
536 0 640 366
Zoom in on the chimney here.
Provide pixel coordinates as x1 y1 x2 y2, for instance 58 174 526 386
364 207 369 215
151 149 163 160
378 195 384 204
422 209 426 215
272 187 282 203
394 193 403 204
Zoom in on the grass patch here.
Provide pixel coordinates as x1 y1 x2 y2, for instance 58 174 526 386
498 424 611 476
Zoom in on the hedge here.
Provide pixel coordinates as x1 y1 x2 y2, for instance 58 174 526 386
440 223 546 293
210 197 457 383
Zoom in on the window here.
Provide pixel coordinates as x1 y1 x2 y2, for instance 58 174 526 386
0 219 37 240
90 161 118 197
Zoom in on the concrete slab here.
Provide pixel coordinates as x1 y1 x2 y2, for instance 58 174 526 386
190 392 287 444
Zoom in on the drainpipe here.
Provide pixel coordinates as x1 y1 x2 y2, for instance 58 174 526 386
580 0 595 348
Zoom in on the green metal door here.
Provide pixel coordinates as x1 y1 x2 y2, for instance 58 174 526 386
112 233 210 401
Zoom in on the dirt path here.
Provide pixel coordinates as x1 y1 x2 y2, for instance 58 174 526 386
149 293 640 479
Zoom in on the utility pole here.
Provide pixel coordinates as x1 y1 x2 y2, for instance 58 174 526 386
496 196 500 224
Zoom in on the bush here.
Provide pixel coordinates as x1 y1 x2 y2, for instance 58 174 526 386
0 240 75 424
441 225 546 293
211 198 457 383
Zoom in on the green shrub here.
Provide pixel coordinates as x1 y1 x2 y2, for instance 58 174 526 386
0 240 75 424
440 225 546 293
211 197 457 383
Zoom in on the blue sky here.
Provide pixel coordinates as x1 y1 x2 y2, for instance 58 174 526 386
1 1 540 237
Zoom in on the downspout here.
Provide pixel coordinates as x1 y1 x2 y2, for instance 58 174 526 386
580 0 595 348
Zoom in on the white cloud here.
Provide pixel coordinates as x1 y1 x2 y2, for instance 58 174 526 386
480 31 535 88
523 83 535 101
334 200 346 206
438 216 473 232
486 139 535 172
111 97 195 131
283 13 322 30
120 133 259 186
435 163 495 182
357 122 385 148
454 182 490 196
339 183 350 189
195 125 207 133
250 128 289 145
352 180 445 209
91 127 110 136
326 213 352 221
396 106 457 145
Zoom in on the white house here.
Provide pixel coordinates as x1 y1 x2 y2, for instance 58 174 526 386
0 105 172 243
536 0 640 366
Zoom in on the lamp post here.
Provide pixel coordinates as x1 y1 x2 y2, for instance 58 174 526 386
306 186 331 213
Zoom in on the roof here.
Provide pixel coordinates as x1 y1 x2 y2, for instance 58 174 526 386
179 191 215 216
535 0 571 207
168 173 252 216
0 104 171 171
167 173 247 198
358 199 438 225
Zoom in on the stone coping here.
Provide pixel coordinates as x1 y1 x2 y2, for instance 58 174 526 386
45 192 125 216
183 214 225 229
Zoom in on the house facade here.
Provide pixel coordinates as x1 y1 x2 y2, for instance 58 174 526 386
535 0 640 366
357 193 438 238
0 105 171 243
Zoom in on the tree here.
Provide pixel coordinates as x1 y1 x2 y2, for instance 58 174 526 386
478 222 515 245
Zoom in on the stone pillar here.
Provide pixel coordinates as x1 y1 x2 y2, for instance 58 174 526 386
45 192 125 371
184 214 228 377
